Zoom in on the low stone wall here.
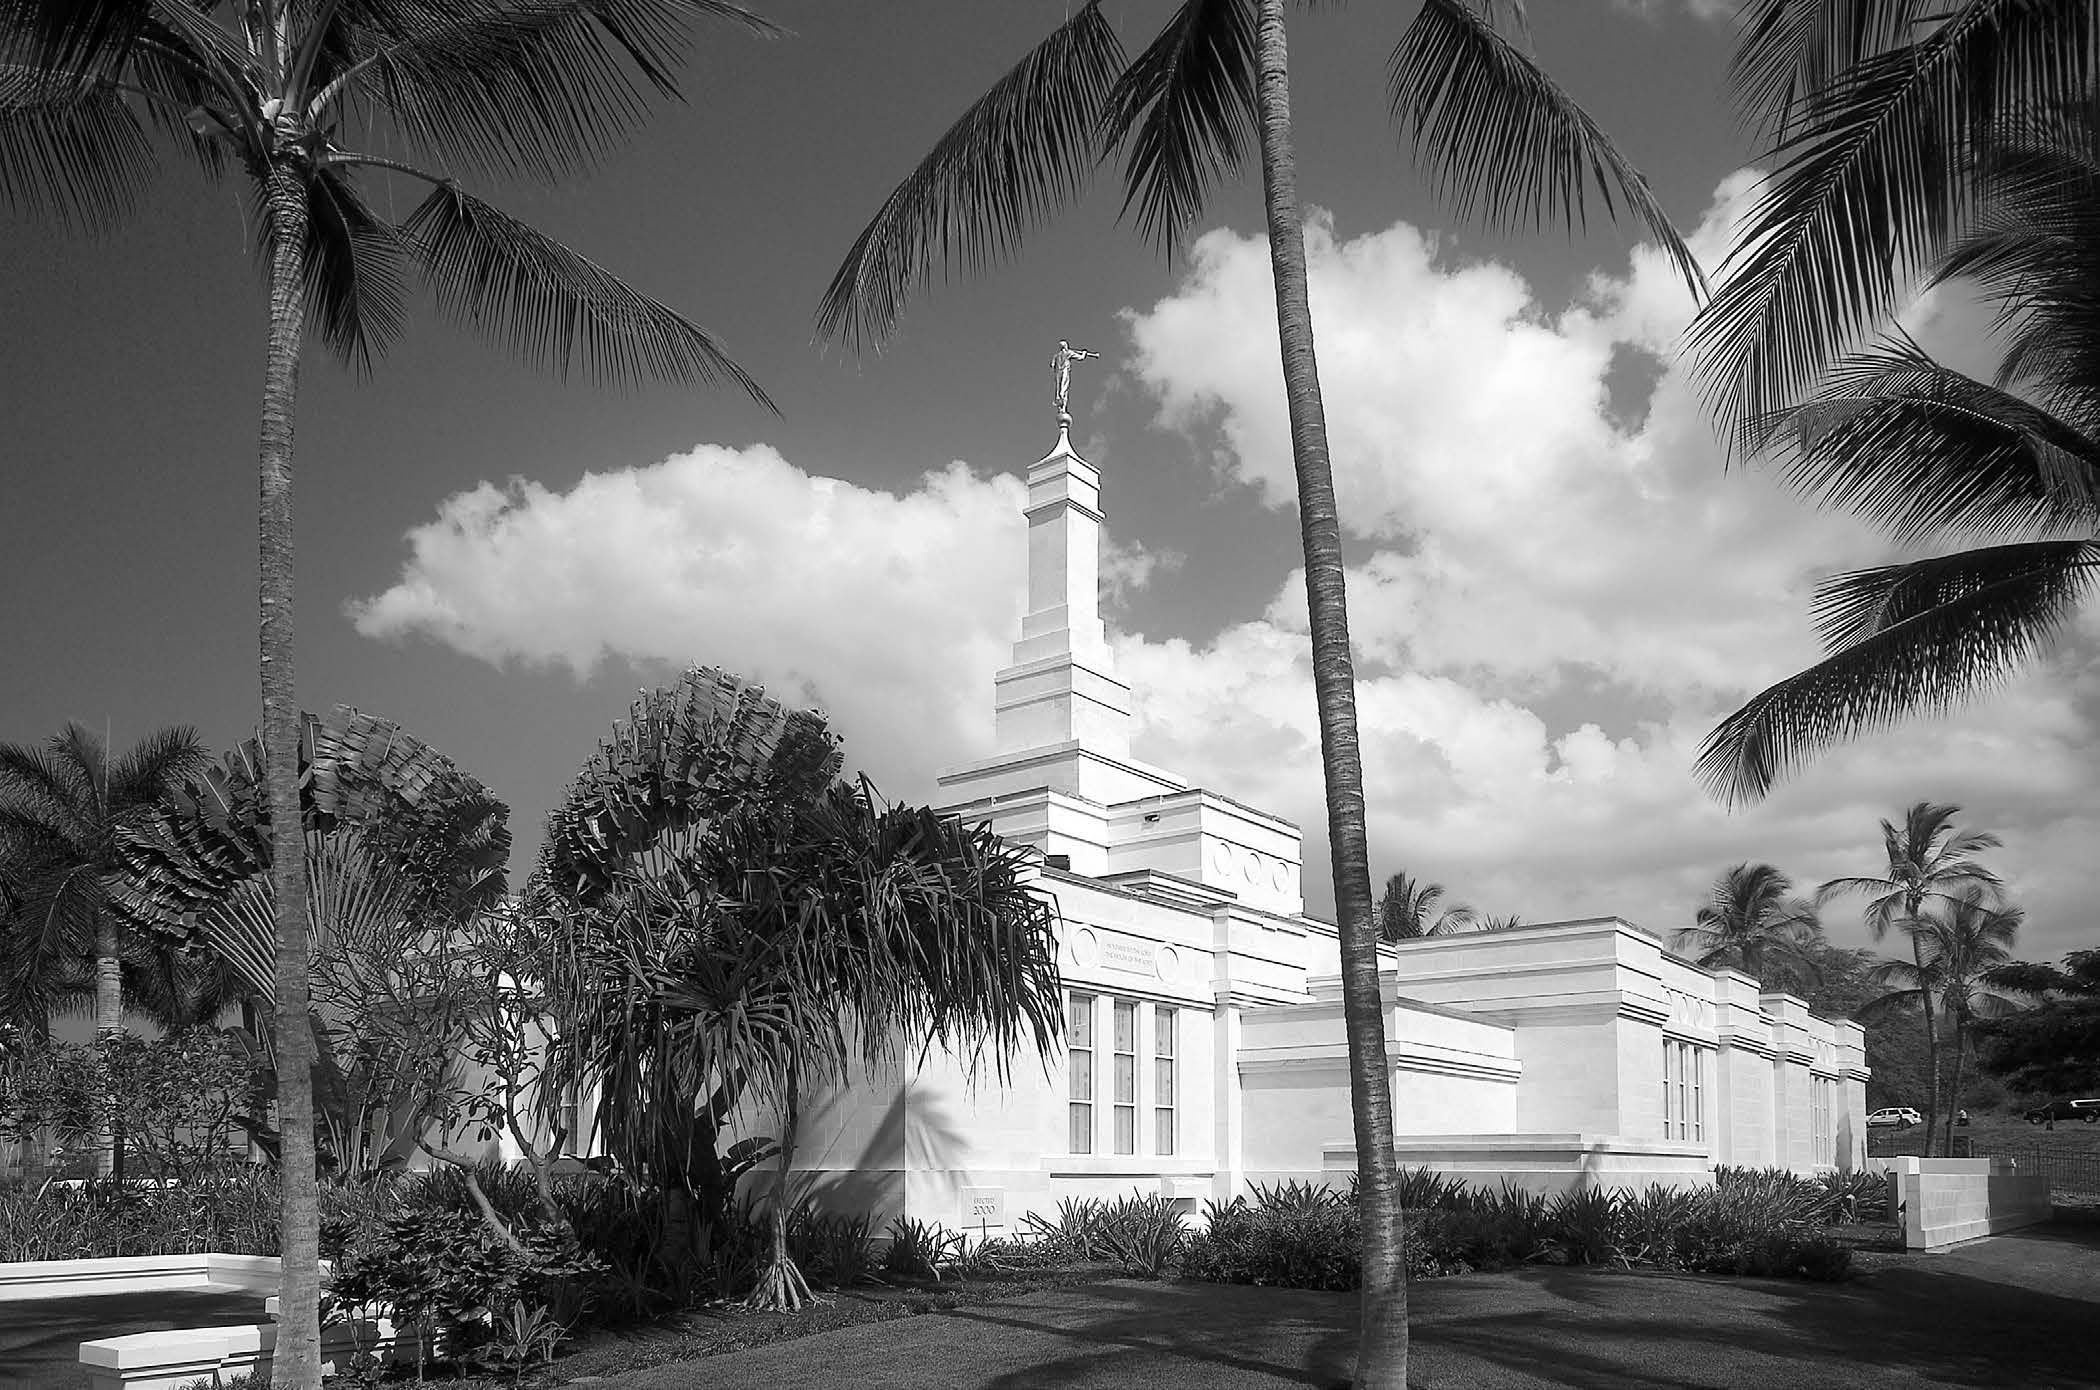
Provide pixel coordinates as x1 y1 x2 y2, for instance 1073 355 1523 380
1870 1156 2053 1249
81 1315 416 1390
0 1252 281 1301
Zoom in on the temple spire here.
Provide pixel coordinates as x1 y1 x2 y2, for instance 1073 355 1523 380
988 359 1132 756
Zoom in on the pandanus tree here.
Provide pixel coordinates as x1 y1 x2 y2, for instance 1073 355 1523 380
1 4 773 1376
1865 883 2025 1156
1672 862 1824 994
534 669 1062 1311
1375 872 1476 943
0 724 214 1176
816 5 1695 1379
1689 3 2099 800
1816 801 1999 1154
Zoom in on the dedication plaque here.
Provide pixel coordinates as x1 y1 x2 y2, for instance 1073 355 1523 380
962 1187 1007 1229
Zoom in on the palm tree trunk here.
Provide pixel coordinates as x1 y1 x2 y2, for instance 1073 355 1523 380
93 918 121 1179
257 156 324 1390
1942 1004 1967 1157
1909 924 1941 1158
1250 4 1405 1384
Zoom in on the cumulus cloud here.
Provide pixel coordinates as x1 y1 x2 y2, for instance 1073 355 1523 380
349 446 1031 793
351 180 2097 961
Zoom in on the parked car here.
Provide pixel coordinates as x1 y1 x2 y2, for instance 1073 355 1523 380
2025 1099 2100 1125
1867 1107 1924 1128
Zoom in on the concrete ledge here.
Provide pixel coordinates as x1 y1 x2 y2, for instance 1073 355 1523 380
1870 1157 2053 1249
0 1253 283 1301
80 1316 416 1390
1314 1135 1716 1195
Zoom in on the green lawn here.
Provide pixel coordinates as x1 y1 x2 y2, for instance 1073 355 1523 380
586 1223 2100 1390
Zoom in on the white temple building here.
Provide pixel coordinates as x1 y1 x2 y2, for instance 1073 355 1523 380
783 421 1870 1234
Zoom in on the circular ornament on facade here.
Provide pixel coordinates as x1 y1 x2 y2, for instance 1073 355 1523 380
1156 945 1180 983
1209 841 1235 879
1242 851 1265 886
1271 860 1289 892
1070 928 1101 969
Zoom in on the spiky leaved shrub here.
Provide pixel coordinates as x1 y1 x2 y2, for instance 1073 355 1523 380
1812 1169 1890 1225
884 1216 966 1281
1547 1186 1621 1265
1394 1166 1470 1212
788 1203 874 1288
1092 1194 1187 1278
1249 1179 1345 1214
1020 1195 1109 1260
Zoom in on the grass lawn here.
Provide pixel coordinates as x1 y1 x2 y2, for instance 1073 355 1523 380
583 1221 2100 1390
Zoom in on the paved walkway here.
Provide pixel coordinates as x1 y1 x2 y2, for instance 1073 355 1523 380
604 1224 2100 1390
0 1289 267 1390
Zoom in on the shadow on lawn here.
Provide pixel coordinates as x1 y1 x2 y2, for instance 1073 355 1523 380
1405 1224 2100 1389
960 1281 1357 1389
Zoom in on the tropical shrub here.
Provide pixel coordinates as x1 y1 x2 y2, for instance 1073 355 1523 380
1020 1195 1113 1260
883 1216 967 1281
1180 1194 1360 1291
1091 1194 1188 1278
323 1207 603 1370
788 1203 875 1288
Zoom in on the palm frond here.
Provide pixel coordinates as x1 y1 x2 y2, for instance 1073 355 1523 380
1386 0 1702 295
815 0 1124 350
1696 539 2100 803
259 164 410 375
1750 332 2100 545
1690 0 2097 451
322 0 773 184
0 64 154 229
1101 0 1258 255
1810 539 2100 651
1728 0 1928 141
1934 103 2100 418
103 724 206 810
395 176 771 403
0 0 150 76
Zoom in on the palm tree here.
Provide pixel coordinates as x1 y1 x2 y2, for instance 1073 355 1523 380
1818 802 2000 1154
1689 0 2093 449
1672 863 1824 994
1375 872 1476 943
1 6 773 1380
816 7 1694 1380
0 724 209 1175
536 670 1061 1311
1865 883 2025 1155
1695 96 2100 801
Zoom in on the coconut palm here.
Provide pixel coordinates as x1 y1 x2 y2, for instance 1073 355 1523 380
1695 97 2100 802
1375 872 1476 943
535 670 1061 1311
1818 802 1999 1153
1688 0 2094 451
1 4 773 1376
0 724 211 1174
1672 863 1824 993
1865 883 2025 1155
816 7 1694 1379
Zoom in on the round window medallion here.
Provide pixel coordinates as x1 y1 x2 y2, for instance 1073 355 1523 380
1156 944 1180 983
1070 928 1101 969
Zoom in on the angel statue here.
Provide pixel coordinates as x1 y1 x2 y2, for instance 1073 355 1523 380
1052 340 1098 419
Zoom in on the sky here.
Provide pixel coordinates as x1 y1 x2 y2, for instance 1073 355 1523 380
2 1 2094 968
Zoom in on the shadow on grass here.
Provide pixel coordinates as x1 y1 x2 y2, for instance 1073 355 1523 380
1402 1224 2100 1389
961 1281 1356 1389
